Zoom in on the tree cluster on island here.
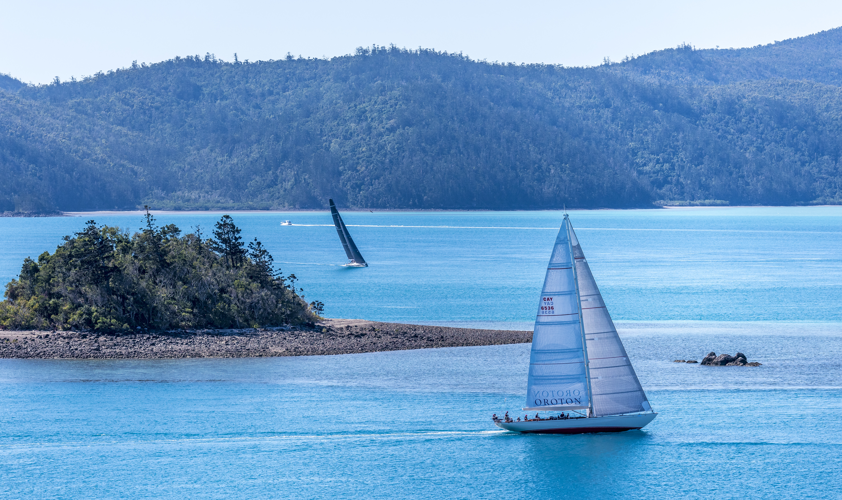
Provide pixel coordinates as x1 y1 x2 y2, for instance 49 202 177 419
0 212 321 332
2 28 842 212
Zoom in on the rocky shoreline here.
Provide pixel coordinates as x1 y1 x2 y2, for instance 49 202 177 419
0 319 532 359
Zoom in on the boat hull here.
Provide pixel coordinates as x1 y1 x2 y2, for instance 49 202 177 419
495 412 656 434
342 263 368 267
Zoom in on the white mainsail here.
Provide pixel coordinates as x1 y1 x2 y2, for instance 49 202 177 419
497 214 657 433
524 216 591 411
524 215 651 417
569 224 651 417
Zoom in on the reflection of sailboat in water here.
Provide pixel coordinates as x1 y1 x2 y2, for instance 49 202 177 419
494 214 656 434
329 199 368 267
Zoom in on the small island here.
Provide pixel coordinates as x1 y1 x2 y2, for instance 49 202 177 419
0 212 318 333
0 212 532 359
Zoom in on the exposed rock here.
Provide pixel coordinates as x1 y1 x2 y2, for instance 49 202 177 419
0 319 532 359
700 351 760 366
700 352 717 365
686 360 698 363
713 353 736 365
725 352 748 366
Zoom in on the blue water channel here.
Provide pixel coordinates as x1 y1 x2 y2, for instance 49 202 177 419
1 207 841 498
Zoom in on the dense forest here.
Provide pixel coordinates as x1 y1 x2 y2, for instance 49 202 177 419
0 213 319 331
2 27 842 211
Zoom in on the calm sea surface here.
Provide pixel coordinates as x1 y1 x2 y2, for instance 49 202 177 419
1 207 841 498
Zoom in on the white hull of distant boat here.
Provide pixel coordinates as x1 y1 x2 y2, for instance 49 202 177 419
342 262 368 268
280 220 292 226
495 412 656 434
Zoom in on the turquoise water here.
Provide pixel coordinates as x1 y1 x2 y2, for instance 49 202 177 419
2 207 841 325
1 207 841 498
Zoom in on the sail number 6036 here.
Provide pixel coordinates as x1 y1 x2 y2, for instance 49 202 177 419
539 296 555 314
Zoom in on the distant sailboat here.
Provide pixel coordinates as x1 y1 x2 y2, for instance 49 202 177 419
329 199 368 267
494 214 655 434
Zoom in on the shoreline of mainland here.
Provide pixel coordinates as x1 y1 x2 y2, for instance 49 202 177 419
3 205 839 219
0 319 532 359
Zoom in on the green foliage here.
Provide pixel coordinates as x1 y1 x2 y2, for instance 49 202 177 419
210 215 246 267
2 30 842 210
0 73 23 92
0 215 318 331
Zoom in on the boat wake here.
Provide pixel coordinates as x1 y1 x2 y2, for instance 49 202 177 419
288 224 837 234
289 224 558 229
0 430 509 451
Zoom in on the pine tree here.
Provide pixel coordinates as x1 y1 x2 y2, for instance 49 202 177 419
210 215 246 267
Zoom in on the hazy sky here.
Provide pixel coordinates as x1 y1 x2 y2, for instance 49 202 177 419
3 0 842 84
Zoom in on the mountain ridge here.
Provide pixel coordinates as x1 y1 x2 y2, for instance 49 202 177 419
2 28 842 211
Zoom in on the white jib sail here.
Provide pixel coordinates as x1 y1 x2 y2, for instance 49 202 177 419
568 225 652 417
524 216 591 411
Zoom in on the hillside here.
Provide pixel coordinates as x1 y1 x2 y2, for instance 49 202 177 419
619 28 842 86
2 29 842 211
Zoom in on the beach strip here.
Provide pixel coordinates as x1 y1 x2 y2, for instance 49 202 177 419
0 319 531 359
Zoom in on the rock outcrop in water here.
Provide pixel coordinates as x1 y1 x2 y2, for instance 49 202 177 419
700 352 761 366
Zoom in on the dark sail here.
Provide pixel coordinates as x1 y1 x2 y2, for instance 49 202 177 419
329 199 353 260
329 199 367 266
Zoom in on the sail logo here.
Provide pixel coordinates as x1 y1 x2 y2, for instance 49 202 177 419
531 389 583 406
539 296 555 315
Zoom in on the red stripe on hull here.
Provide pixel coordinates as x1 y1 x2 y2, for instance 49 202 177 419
518 426 641 435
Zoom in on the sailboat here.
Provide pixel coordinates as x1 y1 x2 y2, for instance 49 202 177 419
329 199 368 267
494 214 656 434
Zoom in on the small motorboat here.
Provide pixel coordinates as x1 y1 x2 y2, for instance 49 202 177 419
280 220 293 226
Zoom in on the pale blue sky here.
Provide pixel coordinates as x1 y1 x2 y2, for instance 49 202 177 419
3 0 842 84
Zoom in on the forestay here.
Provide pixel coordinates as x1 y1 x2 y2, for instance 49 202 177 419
524 216 590 411
569 225 651 416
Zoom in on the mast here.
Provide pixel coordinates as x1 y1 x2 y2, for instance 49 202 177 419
330 199 354 261
566 214 595 418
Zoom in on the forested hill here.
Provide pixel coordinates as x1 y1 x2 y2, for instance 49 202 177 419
2 28 842 212
0 74 24 93
619 28 842 86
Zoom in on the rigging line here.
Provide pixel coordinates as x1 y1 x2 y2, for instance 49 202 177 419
590 389 646 397
529 361 587 365
589 363 634 370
